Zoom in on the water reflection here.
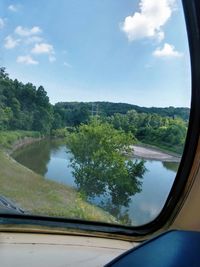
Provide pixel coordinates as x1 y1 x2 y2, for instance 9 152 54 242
13 140 51 175
73 158 146 225
162 161 179 172
13 139 178 225
13 139 66 175
128 160 177 225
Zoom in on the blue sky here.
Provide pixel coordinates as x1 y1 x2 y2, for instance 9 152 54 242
0 0 191 107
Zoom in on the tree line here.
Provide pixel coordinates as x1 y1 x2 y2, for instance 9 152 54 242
0 67 60 134
0 67 188 153
106 110 187 154
55 101 190 122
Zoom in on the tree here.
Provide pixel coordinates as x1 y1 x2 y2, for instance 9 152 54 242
51 112 63 130
0 67 8 79
67 118 146 221
36 86 49 107
32 107 53 134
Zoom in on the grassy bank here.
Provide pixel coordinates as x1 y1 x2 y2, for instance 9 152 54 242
0 130 42 150
0 151 117 223
0 131 117 223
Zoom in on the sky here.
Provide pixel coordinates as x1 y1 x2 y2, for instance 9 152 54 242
0 0 191 107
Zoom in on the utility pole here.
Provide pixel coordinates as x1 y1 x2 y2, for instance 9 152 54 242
96 103 99 116
91 103 94 117
91 103 99 117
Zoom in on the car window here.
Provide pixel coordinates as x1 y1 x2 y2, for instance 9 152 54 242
0 0 190 226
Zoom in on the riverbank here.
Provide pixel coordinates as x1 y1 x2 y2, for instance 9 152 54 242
0 131 43 154
132 144 181 162
0 151 117 223
9 136 44 155
0 131 117 223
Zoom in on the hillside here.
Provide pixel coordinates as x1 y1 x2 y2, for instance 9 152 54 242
55 101 190 121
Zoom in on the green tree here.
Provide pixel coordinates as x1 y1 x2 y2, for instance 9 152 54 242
67 119 146 220
51 112 63 130
33 109 52 134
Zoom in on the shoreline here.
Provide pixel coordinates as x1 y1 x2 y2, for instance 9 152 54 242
8 136 44 155
0 149 117 223
132 145 181 162
0 135 117 223
11 136 181 163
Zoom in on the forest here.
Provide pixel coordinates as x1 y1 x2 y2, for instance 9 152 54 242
0 67 188 154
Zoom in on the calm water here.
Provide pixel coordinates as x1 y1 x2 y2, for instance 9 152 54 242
13 139 179 226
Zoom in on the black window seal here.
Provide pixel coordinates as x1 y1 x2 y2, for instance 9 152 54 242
0 0 200 239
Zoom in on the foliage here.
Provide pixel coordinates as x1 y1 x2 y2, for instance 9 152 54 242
55 102 188 154
0 67 53 134
0 130 41 148
67 119 146 221
107 111 188 154
51 128 69 138
0 66 188 154
56 101 190 121
54 102 90 127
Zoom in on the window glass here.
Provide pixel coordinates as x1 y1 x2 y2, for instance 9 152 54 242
0 0 190 226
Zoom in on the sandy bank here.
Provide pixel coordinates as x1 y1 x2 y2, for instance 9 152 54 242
132 145 181 162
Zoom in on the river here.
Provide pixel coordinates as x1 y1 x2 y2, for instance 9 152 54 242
12 139 179 226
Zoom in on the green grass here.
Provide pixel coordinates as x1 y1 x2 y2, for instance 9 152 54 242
0 130 42 149
0 150 117 223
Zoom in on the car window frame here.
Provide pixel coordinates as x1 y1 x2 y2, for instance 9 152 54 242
0 0 200 240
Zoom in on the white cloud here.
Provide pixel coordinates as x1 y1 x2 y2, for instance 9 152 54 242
0 18 5 29
4 35 20 49
31 43 54 54
15 26 42 36
8 4 19 12
31 43 56 62
8 25 56 64
153 43 183 58
49 55 56 62
17 55 38 65
121 0 176 42
25 36 43 44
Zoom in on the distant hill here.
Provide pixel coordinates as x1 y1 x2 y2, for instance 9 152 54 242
55 101 190 121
